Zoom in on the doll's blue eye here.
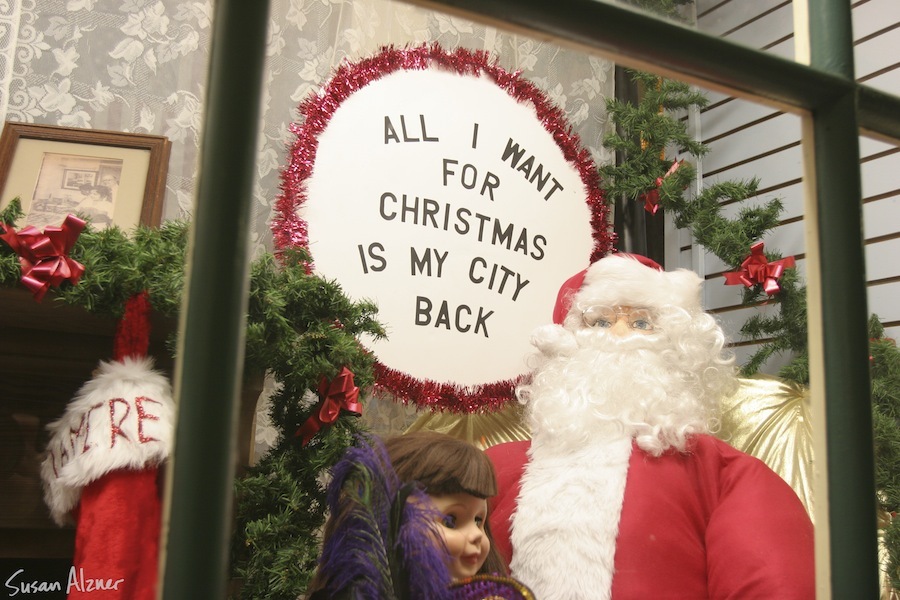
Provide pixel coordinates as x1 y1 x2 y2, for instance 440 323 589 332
441 514 457 529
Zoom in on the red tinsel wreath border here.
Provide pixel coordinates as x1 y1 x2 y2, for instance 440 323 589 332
272 43 615 413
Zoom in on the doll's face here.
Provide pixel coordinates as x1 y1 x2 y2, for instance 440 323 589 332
429 492 490 580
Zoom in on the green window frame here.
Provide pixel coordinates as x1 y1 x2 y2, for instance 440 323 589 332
162 1 890 597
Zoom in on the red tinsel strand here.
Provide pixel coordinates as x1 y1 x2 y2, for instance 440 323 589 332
113 290 152 361
373 362 522 414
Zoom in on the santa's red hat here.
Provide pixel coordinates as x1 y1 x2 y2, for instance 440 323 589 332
553 253 703 325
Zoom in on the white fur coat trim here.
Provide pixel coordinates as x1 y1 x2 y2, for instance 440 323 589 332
510 434 632 600
40 357 174 525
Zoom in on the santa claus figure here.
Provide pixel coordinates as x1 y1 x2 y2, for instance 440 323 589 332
486 254 815 599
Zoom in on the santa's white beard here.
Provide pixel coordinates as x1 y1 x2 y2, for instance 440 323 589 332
521 329 711 456
510 331 717 599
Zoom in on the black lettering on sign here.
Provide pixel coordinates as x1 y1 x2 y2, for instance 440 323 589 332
384 115 439 144
410 247 448 277
380 192 398 220
358 243 387 273
414 296 494 337
500 138 565 200
532 234 547 261
442 158 500 201
468 257 530 301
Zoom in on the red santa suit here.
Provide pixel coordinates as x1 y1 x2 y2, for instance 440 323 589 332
487 436 815 599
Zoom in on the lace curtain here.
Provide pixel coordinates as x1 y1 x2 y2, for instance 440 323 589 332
0 0 614 452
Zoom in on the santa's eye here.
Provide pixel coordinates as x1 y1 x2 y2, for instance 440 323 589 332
632 318 652 330
628 308 655 331
582 306 618 328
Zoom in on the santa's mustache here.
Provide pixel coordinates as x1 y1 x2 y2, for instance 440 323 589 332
531 341 677 403
528 322 668 361
520 330 709 453
573 327 666 352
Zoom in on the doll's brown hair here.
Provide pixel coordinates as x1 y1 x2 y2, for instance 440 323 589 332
385 431 506 575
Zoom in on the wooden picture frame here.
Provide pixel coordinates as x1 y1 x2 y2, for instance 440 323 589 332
0 122 171 230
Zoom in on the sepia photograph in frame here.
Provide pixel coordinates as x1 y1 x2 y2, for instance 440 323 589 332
0 122 171 230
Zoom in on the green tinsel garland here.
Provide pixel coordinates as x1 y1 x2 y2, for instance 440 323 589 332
603 68 900 588
0 198 384 599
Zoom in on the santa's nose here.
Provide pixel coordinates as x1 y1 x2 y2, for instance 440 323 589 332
609 316 633 337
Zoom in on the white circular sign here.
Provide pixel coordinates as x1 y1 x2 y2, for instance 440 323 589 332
278 47 612 409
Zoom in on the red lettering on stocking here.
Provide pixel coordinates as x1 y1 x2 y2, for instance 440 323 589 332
108 398 131 447
135 396 162 443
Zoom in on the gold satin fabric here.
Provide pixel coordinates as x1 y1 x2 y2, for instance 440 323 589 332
405 402 529 451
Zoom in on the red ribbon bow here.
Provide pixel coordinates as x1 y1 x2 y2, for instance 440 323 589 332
723 241 796 295
0 214 86 302
295 366 362 446
641 160 683 215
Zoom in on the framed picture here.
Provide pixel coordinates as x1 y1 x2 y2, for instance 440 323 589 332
0 122 171 230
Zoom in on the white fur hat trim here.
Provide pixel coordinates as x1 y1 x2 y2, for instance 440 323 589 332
40 357 174 525
573 254 702 315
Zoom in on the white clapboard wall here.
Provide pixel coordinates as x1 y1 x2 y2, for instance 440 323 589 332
666 0 900 374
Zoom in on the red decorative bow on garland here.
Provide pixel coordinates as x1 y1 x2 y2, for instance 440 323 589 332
641 160 683 215
723 241 796 295
295 366 362 446
0 214 86 302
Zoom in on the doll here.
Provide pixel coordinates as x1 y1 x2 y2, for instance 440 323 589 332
306 431 532 600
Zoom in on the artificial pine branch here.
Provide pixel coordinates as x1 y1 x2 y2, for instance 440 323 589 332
601 68 806 376
870 316 900 508
600 72 707 206
868 315 900 589
232 419 362 598
236 250 384 598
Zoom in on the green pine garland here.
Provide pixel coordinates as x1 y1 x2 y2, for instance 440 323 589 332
0 198 187 318
0 197 384 599
602 68 900 588
234 249 384 599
